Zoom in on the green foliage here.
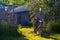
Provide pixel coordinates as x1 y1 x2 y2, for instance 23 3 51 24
13 0 26 6
46 21 60 33
0 0 27 6
0 22 28 40
0 22 20 36
25 0 51 27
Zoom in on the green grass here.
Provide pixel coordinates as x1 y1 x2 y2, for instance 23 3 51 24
0 25 60 40
50 34 60 40
18 27 54 40
0 33 28 40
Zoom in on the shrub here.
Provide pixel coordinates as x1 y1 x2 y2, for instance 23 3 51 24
46 21 60 33
0 21 9 35
0 21 20 37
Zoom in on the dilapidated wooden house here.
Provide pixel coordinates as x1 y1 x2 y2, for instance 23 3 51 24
0 2 31 26
0 2 17 24
9 5 31 25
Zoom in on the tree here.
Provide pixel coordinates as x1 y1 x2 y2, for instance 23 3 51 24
25 0 51 27
0 0 26 6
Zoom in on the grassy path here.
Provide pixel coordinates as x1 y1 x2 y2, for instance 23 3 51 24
18 27 54 40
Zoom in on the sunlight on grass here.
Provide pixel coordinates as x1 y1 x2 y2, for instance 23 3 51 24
17 27 54 40
50 34 60 40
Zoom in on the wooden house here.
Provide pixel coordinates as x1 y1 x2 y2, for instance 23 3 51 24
0 2 46 26
9 5 31 25
0 2 17 24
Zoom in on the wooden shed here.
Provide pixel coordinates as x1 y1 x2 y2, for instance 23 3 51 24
10 5 31 25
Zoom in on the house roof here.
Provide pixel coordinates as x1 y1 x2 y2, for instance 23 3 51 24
0 2 6 6
0 2 17 14
0 2 29 13
11 5 29 13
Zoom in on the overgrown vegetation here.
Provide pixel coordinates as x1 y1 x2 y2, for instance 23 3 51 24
46 21 60 33
0 21 60 40
0 0 27 6
0 22 19 36
18 27 53 40
0 22 28 40
0 0 60 40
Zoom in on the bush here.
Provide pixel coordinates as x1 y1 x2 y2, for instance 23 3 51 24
0 21 20 37
0 21 9 35
46 21 60 33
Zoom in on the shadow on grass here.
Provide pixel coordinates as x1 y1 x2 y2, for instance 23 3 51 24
20 23 32 28
41 32 60 40
0 33 28 40
0 26 28 40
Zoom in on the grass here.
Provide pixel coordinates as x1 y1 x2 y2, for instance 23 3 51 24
0 33 28 40
0 26 60 40
50 34 60 40
18 27 54 40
